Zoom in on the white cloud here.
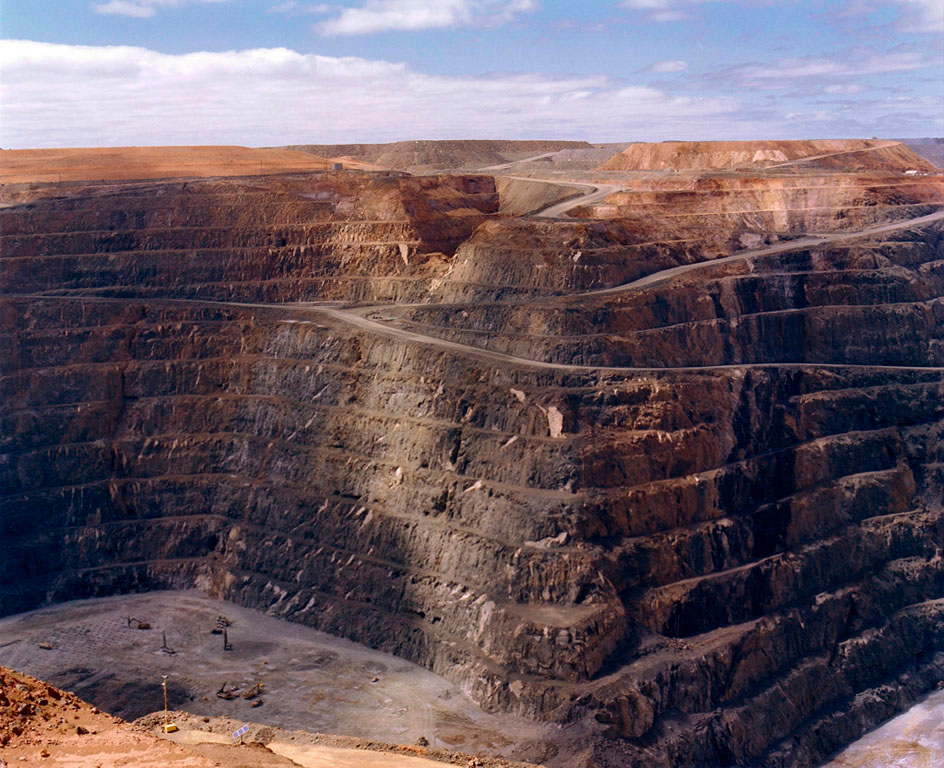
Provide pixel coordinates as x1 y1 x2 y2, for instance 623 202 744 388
622 0 943 31
620 0 717 22
649 10 690 21
824 83 863 94
317 0 536 35
842 0 944 33
93 1 157 18
621 0 680 8
0 39 745 147
784 109 834 121
269 1 332 14
723 50 935 84
648 59 688 73
92 0 229 18
895 0 944 31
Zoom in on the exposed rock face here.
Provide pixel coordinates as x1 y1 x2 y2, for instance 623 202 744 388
600 139 939 173
1 164 943 767
0 173 495 303
579 173 944 232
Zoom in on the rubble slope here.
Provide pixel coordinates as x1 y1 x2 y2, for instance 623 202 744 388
600 139 938 173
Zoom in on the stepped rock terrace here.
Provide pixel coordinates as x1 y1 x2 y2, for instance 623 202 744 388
2 146 944 767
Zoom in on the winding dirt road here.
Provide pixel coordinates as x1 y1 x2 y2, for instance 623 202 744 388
298 204 944 373
763 141 905 170
585 207 944 296
499 175 625 218
11 205 944 376
477 152 561 172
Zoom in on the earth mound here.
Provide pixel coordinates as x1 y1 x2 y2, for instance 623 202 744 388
599 139 938 172
896 137 944 169
0 664 216 766
494 176 584 215
282 140 592 172
0 145 373 185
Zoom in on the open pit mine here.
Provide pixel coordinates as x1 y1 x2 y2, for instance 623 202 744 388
1 139 943 767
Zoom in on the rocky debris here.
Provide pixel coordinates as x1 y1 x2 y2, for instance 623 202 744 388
599 139 939 172
0 666 209 767
0 666 101 749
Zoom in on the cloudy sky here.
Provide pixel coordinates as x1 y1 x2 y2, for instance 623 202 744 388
1 0 941 147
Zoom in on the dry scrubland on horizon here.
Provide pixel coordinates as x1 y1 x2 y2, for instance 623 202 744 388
1 137 944 768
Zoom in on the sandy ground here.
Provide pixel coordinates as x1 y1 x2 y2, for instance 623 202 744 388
821 688 944 768
148 711 510 768
0 666 537 768
268 743 446 767
0 591 553 761
0 146 381 184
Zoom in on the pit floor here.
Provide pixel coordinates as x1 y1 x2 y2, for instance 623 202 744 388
0 590 554 758
821 688 944 768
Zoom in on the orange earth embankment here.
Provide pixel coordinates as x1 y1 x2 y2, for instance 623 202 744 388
0 145 377 184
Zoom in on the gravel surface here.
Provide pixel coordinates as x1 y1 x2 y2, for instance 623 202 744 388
0 591 554 763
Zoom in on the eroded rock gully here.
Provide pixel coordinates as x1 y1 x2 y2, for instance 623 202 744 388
1 168 943 767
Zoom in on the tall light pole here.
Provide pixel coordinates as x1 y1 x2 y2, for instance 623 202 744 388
161 675 178 733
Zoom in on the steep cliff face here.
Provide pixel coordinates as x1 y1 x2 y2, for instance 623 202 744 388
0 173 496 303
392 224 944 367
1 165 943 768
581 174 944 234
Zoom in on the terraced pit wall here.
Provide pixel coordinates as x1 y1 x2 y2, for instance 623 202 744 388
1 170 943 768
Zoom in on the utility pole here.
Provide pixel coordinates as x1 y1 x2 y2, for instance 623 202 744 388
161 675 178 733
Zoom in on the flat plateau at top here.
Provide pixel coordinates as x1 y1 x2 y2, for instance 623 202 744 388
1 138 943 768
0 146 383 185
3 138 939 186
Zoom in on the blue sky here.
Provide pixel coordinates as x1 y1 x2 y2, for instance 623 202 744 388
1 1 941 147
